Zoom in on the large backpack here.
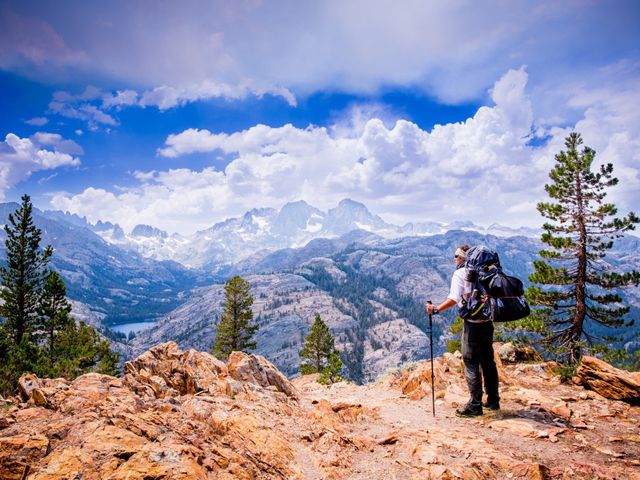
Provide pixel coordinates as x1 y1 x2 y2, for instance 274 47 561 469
459 246 530 323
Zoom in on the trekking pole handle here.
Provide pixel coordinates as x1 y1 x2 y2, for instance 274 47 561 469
426 300 438 315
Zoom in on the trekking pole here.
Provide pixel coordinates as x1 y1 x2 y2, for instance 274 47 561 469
427 301 436 417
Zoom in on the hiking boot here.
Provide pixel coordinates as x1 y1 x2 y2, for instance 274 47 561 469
483 399 500 410
455 404 483 417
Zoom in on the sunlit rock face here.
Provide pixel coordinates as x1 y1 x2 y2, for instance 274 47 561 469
1 343 639 479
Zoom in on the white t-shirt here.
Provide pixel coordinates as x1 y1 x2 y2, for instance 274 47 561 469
447 267 472 306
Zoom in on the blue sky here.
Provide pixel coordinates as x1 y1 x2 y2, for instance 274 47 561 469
1 0 639 234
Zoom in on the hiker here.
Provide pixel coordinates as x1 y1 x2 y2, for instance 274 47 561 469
425 245 500 416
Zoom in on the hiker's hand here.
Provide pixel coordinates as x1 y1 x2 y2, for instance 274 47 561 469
425 303 438 315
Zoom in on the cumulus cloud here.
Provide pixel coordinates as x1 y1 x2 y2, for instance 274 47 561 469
50 69 527 231
53 67 640 235
0 132 81 199
31 132 84 155
158 128 223 158
565 76 640 213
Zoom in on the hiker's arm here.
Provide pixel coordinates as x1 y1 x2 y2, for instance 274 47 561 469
426 298 456 314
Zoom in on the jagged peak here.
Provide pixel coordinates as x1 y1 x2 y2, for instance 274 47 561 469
334 197 369 211
131 224 168 239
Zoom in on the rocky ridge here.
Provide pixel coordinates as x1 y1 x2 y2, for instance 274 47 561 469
1 342 639 479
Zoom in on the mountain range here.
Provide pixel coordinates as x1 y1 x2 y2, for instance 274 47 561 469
0 199 637 382
63 198 542 268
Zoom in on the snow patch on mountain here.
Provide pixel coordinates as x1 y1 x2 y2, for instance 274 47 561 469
86 198 540 268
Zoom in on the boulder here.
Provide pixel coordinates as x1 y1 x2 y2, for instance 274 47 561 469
124 341 227 397
16 374 70 408
31 389 49 408
399 357 449 400
498 342 543 364
17 374 42 402
227 351 298 399
549 401 572 420
576 356 640 405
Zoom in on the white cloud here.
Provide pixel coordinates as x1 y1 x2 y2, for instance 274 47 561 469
101 89 139 109
45 80 295 130
50 68 640 234
24 117 49 126
566 76 640 215
37 172 58 185
158 128 222 158
139 81 296 110
31 132 84 155
0 133 81 199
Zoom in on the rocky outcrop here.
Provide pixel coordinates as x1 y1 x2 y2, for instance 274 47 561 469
1 344 639 479
123 342 299 400
577 355 640 405
124 341 228 397
227 351 299 399
384 351 463 400
0 343 302 479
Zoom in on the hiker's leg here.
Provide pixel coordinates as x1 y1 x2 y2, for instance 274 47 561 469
461 325 483 407
480 341 499 403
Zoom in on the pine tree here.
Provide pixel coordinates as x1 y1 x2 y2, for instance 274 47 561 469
37 271 74 367
35 269 121 379
211 275 257 360
319 350 343 384
446 317 463 354
52 321 120 379
0 194 52 346
300 314 343 383
521 133 639 366
0 196 121 394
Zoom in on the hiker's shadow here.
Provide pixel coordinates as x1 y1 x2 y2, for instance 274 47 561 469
484 406 570 428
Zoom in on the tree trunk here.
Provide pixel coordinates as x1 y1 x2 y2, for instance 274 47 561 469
573 166 588 363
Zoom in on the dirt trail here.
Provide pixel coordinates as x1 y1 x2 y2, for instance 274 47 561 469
293 359 640 479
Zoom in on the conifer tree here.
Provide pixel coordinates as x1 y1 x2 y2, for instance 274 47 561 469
446 317 463 354
300 314 343 383
37 271 74 367
0 196 120 394
211 275 257 360
0 194 52 346
52 321 120 378
521 133 639 366
319 350 343 384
